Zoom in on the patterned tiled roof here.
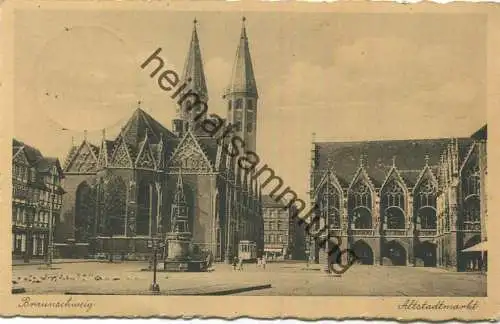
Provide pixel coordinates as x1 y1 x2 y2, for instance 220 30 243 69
313 138 475 189
117 108 175 150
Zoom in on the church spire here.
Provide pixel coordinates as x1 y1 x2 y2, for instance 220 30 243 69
224 17 259 153
182 18 208 102
225 17 258 98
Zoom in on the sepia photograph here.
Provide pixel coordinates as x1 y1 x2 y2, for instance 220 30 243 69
2 1 498 320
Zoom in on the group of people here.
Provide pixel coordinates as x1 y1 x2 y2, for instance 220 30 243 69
232 256 268 271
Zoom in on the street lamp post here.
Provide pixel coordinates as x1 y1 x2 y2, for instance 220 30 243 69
147 235 165 294
45 166 56 268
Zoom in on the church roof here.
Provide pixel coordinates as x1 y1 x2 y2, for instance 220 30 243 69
182 20 208 100
471 124 487 141
117 108 176 150
313 138 475 188
225 18 258 98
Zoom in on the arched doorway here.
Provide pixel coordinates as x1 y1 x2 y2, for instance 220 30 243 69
352 240 374 265
386 240 407 266
417 242 437 267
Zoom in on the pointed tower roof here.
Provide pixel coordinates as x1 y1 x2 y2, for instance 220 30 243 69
182 18 208 101
226 17 258 98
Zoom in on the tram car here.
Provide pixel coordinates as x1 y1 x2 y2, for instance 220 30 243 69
238 240 257 262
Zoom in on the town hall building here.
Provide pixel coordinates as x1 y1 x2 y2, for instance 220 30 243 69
309 125 487 272
57 19 264 263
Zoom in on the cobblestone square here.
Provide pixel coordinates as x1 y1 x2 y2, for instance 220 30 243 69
12 261 486 296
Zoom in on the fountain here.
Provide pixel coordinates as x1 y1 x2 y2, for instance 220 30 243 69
162 170 206 272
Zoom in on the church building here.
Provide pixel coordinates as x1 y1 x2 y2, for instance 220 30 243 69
57 18 264 263
309 125 487 272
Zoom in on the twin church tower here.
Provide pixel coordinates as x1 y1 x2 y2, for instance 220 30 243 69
173 17 259 152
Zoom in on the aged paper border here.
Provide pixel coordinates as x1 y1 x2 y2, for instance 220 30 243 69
0 0 499 320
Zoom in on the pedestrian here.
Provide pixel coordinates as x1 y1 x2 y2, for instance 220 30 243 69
238 257 244 271
232 256 238 271
256 257 261 268
262 255 266 269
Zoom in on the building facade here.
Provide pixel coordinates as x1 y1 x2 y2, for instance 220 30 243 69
12 139 64 262
308 125 487 272
58 19 264 263
262 195 305 260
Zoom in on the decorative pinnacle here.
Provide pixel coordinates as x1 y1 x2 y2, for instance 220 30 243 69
83 130 88 141
194 18 198 25
392 156 397 167
137 100 142 108
359 153 364 167
424 154 430 166
327 157 333 169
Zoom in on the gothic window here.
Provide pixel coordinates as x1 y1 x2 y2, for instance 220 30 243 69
246 111 254 133
463 161 480 199
234 110 243 132
319 181 341 229
247 99 253 110
464 196 480 222
102 175 127 236
462 154 481 225
348 180 373 229
414 176 437 230
234 99 243 110
381 179 406 229
74 181 95 242
137 181 153 236
353 208 372 229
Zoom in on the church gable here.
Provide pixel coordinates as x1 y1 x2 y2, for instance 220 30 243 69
135 138 156 170
380 166 408 194
65 141 98 173
110 139 133 168
413 165 438 194
314 170 343 198
168 131 212 172
349 167 375 193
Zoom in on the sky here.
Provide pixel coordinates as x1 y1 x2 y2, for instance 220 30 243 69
14 10 487 200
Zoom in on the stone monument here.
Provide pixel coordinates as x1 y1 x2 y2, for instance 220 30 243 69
164 170 205 272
